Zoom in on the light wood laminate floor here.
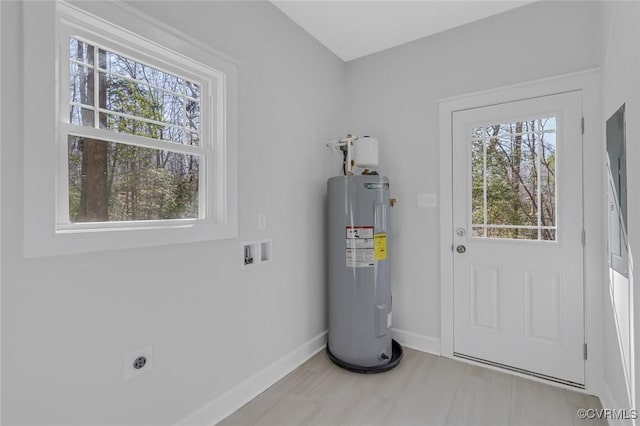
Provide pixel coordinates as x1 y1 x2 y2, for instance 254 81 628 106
218 348 604 426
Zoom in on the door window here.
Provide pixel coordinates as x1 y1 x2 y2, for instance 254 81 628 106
471 118 557 241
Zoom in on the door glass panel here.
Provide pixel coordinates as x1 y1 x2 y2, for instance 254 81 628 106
471 117 557 241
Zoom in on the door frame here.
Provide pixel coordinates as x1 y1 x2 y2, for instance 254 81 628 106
438 69 603 395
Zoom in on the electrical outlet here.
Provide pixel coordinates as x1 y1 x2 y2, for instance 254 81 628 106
258 213 267 230
125 345 153 381
417 193 437 208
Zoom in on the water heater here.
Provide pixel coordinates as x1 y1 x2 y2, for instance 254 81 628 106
326 174 402 372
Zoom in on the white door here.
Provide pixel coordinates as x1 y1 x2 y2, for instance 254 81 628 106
452 91 585 386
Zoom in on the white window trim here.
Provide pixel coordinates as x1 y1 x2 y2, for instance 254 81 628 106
23 1 238 258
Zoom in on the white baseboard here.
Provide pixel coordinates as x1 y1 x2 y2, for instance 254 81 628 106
391 328 441 356
174 331 327 426
601 382 635 426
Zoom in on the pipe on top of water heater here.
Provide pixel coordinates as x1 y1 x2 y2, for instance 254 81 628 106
325 134 379 176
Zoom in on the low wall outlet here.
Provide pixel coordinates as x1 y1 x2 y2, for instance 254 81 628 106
125 345 153 381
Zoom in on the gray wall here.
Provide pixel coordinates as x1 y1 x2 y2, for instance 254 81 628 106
345 1 602 340
1 1 345 424
600 0 640 413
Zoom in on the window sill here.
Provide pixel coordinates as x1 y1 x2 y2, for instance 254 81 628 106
26 219 237 258
56 218 202 233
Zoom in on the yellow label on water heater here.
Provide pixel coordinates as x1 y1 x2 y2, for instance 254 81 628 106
374 233 387 261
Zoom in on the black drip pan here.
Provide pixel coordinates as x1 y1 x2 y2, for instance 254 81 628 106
326 339 403 374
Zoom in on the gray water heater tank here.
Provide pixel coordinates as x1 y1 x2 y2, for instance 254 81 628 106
327 175 402 372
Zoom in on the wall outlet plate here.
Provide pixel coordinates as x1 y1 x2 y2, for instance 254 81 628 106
125 345 153 381
258 213 267 230
417 193 438 208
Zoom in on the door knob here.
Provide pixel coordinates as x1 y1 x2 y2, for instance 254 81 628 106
456 245 466 254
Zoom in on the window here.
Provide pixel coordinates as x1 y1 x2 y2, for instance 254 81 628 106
66 38 203 223
470 117 557 241
23 2 238 257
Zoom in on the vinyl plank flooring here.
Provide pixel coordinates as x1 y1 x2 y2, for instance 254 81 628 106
217 410 256 426
509 376 577 426
253 398 320 426
353 347 424 399
564 390 606 426
217 348 604 426
445 365 512 426
381 355 465 426
308 395 390 425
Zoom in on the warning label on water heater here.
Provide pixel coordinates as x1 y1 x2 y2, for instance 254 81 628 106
346 226 375 268
374 233 387 261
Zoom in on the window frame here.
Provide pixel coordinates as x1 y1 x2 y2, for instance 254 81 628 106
59 28 215 229
23 1 238 257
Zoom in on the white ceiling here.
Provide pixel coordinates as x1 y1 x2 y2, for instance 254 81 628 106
271 1 537 62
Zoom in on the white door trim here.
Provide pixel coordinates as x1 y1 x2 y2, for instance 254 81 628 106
438 69 603 396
